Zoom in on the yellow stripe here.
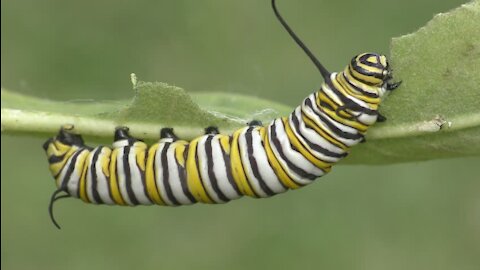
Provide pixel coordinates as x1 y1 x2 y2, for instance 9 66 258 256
51 148 77 185
358 62 383 74
349 64 382 85
301 112 348 151
367 56 377 63
332 77 354 102
100 147 112 177
282 118 332 171
186 139 213 203
316 93 367 133
260 125 300 190
331 75 379 110
219 135 231 154
174 141 188 167
317 90 352 119
78 150 91 203
134 142 147 171
336 74 380 106
343 68 379 92
109 149 126 205
53 141 71 152
338 72 380 106
230 129 256 196
46 141 77 179
145 144 164 205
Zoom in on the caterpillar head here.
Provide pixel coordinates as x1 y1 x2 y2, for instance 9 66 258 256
348 53 391 87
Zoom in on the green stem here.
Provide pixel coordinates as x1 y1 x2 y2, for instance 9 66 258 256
0 108 237 140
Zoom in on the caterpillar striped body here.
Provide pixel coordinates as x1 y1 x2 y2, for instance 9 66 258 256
43 0 401 228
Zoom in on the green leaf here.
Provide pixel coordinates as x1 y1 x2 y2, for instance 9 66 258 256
0 79 292 143
347 0 480 164
1 0 479 164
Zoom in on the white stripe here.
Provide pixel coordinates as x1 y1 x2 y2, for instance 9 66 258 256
128 142 151 205
322 80 343 105
116 147 133 205
55 146 80 188
309 94 359 134
293 107 345 156
343 71 378 95
197 135 225 203
273 119 324 179
166 142 194 205
288 111 341 163
328 73 370 109
238 128 269 198
95 147 115 205
155 143 174 206
302 103 359 147
210 136 241 200
357 113 378 125
66 150 89 198
267 121 313 185
113 139 130 149
250 127 287 194
85 148 98 203
56 152 72 190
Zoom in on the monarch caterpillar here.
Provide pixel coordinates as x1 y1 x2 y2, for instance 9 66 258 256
43 0 401 229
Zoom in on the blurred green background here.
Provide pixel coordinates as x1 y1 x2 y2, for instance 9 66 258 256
2 0 479 269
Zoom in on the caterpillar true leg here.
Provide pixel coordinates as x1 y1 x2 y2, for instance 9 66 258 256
377 113 387 122
387 80 402 91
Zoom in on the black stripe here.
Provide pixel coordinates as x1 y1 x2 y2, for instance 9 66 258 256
259 128 288 190
316 90 356 121
161 143 180 205
301 107 349 150
48 154 65 164
89 148 103 204
270 121 317 182
359 54 385 69
59 150 83 195
137 147 152 204
341 73 379 98
305 98 363 140
290 111 347 159
314 91 358 129
245 128 276 196
348 63 378 85
325 79 377 115
220 137 242 196
194 141 215 202
105 149 115 203
351 57 384 79
75 151 87 198
236 131 260 197
123 147 140 205
174 147 196 204
151 146 160 202
205 136 230 202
